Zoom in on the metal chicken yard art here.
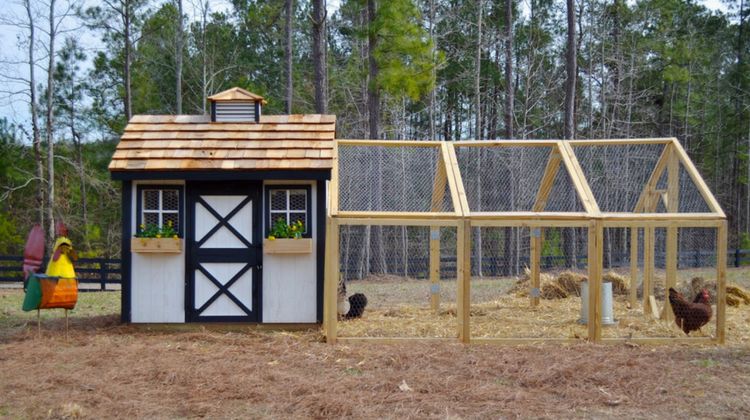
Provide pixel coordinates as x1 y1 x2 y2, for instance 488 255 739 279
21 222 79 336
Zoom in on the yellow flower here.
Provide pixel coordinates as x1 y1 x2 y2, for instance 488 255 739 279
167 220 173 227
140 224 145 229
268 235 276 240
156 234 162 238
173 235 178 239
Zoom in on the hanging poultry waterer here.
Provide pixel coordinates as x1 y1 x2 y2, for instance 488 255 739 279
579 280 617 325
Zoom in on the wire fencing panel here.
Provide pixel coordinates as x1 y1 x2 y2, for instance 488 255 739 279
338 144 453 213
454 145 584 212
468 226 591 340
337 225 459 338
573 143 710 213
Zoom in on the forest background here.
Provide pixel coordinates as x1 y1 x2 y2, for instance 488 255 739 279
0 0 747 262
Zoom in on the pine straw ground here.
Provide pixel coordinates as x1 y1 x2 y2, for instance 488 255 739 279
2 291 750 419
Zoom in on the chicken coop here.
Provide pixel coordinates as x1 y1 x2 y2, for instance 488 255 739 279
110 87 332 325
324 138 727 345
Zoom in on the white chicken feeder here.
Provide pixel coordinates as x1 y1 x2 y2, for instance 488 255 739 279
578 280 617 325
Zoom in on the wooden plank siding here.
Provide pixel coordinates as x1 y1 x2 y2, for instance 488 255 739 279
110 114 336 172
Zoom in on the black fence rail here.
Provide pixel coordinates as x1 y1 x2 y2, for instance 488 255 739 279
0 255 121 291
342 249 750 281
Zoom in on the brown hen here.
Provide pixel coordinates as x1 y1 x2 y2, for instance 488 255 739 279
668 287 712 335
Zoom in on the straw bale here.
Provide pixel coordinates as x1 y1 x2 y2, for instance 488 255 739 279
556 271 586 296
726 294 742 307
540 282 569 299
726 284 750 305
602 271 629 296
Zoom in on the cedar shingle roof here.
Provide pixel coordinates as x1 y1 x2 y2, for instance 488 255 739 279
108 114 335 172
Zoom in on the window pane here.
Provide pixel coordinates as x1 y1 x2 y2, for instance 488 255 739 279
270 212 287 226
162 190 179 210
163 213 179 232
289 212 307 232
270 190 287 211
144 190 160 210
144 212 159 226
289 190 307 211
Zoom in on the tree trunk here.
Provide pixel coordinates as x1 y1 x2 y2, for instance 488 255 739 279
474 0 483 139
24 0 45 229
46 0 57 247
504 0 513 139
285 0 293 114
564 0 577 140
124 0 132 121
175 0 183 114
428 0 436 140
312 0 327 114
367 0 379 140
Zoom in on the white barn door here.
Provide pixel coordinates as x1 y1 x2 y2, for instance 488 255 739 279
187 182 261 322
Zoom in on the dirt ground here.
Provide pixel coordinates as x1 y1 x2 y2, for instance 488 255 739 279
1 291 750 419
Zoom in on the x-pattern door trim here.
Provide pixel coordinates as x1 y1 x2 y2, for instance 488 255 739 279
196 195 253 248
195 262 253 316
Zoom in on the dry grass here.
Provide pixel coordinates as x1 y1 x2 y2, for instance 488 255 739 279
2 269 750 419
1 288 750 418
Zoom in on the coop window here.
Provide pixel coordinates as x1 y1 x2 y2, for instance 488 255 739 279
265 186 312 237
136 185 184 237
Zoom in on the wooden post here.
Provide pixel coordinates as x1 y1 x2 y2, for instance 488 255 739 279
663 149 680 321
456 219 471 343
428 150 449 312
323 217 339 344
429 227 441 312
629 227 639 307
587 221 603 342
643 225 655 316
530 228 542 306
716 221 727 344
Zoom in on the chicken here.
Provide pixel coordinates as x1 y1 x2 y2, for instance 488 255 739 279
344 293 368 319
668 287 712 335
336 279 368 319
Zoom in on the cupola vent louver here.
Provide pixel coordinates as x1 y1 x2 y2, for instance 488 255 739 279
208 87 267 123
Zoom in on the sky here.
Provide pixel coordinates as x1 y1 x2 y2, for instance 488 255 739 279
0 0 731 140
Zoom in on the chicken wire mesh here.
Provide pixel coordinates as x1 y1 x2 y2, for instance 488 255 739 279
599 227 719 339
469 226 591 340
573 143 711 213
454 145 585 212
337 145 453 213
336 224 459 338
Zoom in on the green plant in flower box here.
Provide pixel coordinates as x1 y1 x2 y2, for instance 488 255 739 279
135 220 179 239
268 218 304 240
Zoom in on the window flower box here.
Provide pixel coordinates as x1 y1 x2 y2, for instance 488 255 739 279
263 238 313 254
131 237 183 254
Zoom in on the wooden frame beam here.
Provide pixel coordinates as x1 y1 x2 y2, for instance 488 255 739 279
457 219 471 343
336 139 444 147
588 221 603 342
568 138 673 146
717 221 727 344
453 140 559 147
323 217 339 344
557 141 601 216
445 144 470 216
329 141 340 216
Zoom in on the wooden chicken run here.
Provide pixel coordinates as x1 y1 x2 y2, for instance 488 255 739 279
324 138 727 345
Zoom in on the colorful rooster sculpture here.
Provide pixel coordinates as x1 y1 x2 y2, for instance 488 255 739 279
21 222 78 324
